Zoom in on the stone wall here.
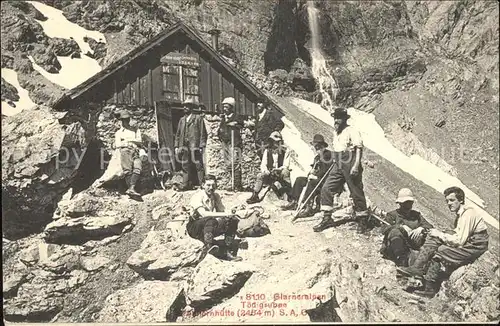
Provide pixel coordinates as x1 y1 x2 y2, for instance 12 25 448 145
204 114 260 192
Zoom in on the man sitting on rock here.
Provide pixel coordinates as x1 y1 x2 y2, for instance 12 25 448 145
186 174 242 262
114 109 144 198
380 188 433 267
246 131 291 204
397 186 489 298
281 134 333 219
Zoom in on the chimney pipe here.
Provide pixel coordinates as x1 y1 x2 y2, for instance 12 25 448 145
208 29 221 51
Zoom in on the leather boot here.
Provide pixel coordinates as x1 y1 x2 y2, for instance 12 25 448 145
356 213 369 234
281 200 297 211
297 203 315 218
413 259 441 297
246 192 260 204
126 173 141 197
224 234 242 262
414 280 439 298
397 244 436 278
313 211 334 232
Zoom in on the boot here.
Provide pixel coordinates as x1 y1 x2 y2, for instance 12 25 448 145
414 260 441 297
224 234 242 262
356 214 369 234
126 173 141 197
296 204 315 218
281 200 297 211
313 211 334 232
246 192 260 204
413 280 439 298
396 245 436 278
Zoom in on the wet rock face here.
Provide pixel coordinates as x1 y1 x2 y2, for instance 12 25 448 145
2 106 93 240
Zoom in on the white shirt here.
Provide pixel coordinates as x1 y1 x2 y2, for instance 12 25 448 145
189 190 225 215
332 125 363 152
442 205 488 247
115 127 142 149
260 148 291 172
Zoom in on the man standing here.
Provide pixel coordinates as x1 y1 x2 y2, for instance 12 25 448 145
380 188 434 266
114 110 143 198
313 108 369 233
218 97 244 190
174 97 207 191
281 134 333 218
186 174 242 262
396 186 489 297
254 99 284 159
246 131 291 204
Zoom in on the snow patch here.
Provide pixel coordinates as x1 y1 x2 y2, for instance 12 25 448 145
281 117 314 184
287 97 499 229
27 1 106 55
28 55 102 90
1 68 36 116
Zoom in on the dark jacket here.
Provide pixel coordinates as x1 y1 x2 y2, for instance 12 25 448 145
381 209 433 234
311 149 334 179
255 109 284 144
218 113 244 147
266 148 287 171
175 113 207 149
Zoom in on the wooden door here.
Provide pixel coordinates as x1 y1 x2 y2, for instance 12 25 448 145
154 101 175 173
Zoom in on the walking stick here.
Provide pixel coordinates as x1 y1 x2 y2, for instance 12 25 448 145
292 163 335 222
294 161 319 216
231 129 235 192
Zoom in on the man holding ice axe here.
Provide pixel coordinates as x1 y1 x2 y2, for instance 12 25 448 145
218 97 244 191
282 134 334 220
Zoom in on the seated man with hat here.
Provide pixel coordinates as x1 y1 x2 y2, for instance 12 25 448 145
281 134 334 218
114 109 144 197
247 131 291 204
174 97 207 191
380 188 434 266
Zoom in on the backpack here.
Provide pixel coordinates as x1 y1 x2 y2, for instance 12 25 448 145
236 209 271 238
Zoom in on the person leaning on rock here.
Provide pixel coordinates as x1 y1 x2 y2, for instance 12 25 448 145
313 108 370 233
246 131 292 204
174 97 207 191
281 134 333 219
186 174 242 262
114 109 145 198
380 188 434 267
397 186 489 298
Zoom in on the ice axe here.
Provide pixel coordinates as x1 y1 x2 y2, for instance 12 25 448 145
293 161 319 216
292 163 335 223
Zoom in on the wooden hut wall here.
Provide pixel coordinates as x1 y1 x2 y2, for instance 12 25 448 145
72 35 258 117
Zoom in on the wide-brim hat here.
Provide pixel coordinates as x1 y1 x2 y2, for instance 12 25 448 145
183 97 200 107
396 188 415 203
118 110 131 119
331 108 350 120
269 131 283 142
310 134 328 147
222 97 236 107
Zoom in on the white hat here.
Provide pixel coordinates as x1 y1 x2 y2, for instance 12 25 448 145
222 97 236 107
269 131 283 142
396 188 415 203
182 97 199 106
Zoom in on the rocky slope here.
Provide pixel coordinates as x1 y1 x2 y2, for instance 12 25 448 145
3 188 498 323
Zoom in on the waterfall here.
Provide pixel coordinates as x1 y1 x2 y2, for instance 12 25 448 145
307 1 339 112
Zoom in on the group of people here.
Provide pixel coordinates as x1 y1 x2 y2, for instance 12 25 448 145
111 99 490 299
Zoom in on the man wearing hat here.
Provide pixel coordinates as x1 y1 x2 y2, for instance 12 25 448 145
218 97 244 189
314 108 369 233
114 109 143 197
247 131 291 204
281 134 333 218
379 188 434 266
174 97 207 190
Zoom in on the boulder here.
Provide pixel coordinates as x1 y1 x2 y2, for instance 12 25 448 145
48 37 80 57
126 230 204 280
43 213 133 245
186 254 255 311
2 106 92 240
96 281 186 323
39 246 81 274
1 77 20 103
80 254 110 272
3 268 30 299
56 191 105 218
